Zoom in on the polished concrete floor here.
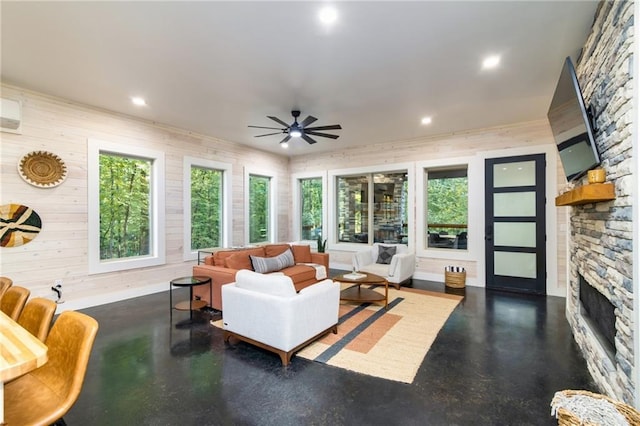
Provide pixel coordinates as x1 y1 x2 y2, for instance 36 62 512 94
65 274 596 425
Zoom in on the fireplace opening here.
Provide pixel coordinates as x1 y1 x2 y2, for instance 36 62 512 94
579 274 616 360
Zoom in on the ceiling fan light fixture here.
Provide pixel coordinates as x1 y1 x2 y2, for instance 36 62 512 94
249 110 340 146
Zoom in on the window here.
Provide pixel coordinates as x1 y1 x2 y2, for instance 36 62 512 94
336 171 408 245
88 139 165 274
425 167 468 250
245 169 276 245
299 177 323 240
183 157 232 260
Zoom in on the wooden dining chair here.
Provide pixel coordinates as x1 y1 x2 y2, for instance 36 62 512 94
17 297 57 342
0 276 13 300
0 285 30 320
4 311 99 426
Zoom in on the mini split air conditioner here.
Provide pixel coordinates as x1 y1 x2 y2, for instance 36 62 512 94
1 98 22 134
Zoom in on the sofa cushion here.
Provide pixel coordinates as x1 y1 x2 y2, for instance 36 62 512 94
376 245 396 264
291 244 312 263
281 264 317 284
235 270 296 297
250 249 295 274
265 244 290 257
359 263 389 278
224 247 266 270
214 250 237 267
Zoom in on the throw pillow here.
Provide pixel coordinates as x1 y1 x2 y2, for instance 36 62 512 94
376 245 396 264
250 248 295 274
291 244 312 263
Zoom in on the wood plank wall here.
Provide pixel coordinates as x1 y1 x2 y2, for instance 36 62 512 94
0 84 289 306
0 83 569 307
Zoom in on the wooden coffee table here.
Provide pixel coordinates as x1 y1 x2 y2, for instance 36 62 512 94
334 271 389 310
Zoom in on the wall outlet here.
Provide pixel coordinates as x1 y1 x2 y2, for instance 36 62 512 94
54 279 63 287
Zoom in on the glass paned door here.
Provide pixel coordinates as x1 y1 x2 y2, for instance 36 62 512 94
485 154 546 294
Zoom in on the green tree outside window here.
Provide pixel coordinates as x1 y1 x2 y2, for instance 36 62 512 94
99 153 151 260
249 175 270 243
426 168 468 250
300 178 322 240
191 166 223 250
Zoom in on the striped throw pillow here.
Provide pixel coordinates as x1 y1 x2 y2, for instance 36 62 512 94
250 248 295 274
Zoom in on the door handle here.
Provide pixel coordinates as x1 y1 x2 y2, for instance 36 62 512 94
485 225 493 241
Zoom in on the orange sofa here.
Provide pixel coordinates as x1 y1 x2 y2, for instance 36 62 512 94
192 244 329 311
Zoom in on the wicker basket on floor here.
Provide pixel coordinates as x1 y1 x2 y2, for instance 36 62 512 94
444 270 466 288
552 390 640 425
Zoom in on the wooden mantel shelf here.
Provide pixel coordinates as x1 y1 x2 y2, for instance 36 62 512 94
555 183 615 206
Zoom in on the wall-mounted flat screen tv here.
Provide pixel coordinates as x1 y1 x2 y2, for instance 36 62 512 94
547 56 600 181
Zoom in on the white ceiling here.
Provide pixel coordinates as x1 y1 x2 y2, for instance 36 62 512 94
1 1 599 156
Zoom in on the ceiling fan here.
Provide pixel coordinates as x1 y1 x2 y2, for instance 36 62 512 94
249 110 342 147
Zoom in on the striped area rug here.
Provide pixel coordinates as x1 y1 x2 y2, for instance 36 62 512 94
297 285 462 383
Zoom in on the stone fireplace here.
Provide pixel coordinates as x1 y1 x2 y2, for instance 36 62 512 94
564 1 635 404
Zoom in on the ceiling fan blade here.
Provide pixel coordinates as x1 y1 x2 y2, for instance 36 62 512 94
248 125 285 130
305 131 340 139
300 115 318 128
280 135 292 144
304 124 342 131
301 134 317 144
255 131 285 137
268 116 291 128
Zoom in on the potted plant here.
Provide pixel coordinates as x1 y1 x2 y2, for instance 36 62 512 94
316 235 327 253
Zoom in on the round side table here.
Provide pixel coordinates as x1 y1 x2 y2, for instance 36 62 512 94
169 275 212 324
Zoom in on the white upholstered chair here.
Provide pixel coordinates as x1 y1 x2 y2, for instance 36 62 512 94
221 270 340 365
352 243 415 289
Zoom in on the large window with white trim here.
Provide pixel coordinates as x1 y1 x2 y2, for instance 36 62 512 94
336 171 408 245
183 157 232 260
88 139 165 274
245 169 277 245
425 167 468 250
300 177 323 240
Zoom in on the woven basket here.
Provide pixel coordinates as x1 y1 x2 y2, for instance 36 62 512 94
552 390 640 426
18 151 67 188
445 270 466 288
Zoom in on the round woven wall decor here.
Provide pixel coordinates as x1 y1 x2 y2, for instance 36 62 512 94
0 203 42 248
18 150 68 188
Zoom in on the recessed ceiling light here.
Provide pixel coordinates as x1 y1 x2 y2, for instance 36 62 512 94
482 55 500 69
319 6 337 25
281 141 289 148
131 97 146 106
421 117 432 125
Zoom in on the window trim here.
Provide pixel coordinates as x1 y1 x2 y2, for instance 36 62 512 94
88 138 166 274
328 163 414 252
416 156 477 261
291 171 327 244
183 157 232 261
244 167 277 245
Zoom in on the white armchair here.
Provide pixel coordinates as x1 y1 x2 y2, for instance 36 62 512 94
221 270 340 366
352 243 415 289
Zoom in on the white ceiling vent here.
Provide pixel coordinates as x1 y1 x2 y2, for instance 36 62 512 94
1 98 22 134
